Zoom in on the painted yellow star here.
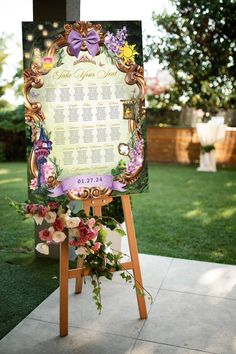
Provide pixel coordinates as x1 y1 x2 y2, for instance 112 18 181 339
118 42 139 64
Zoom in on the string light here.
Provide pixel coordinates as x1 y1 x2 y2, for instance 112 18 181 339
38 24 44 30
45 39 53 48
42 30 48 37
25 52 30 59
26 34 34 41
53 22 59 28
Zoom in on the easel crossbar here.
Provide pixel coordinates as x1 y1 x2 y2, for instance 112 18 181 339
68 261 133 279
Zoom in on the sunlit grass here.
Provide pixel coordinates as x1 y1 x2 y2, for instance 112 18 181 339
184 209 204 218
0 177 24 185
0 162 33 250
220 207 236 219
132 163 236 265
0 169 10 175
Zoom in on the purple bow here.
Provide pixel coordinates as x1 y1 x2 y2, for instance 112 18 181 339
68 29 100 58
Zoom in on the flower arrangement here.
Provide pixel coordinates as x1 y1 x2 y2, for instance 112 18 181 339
103 26 139 64
11 198 151 312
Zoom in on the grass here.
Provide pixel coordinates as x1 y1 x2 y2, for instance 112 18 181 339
0 162 236 338
0 163 34 250
132 163 236 264
0 163 59 339
0 252 59 340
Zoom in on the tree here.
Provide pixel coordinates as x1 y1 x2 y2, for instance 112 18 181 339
146 0 236 115
0 36 10 98
0 35 25 161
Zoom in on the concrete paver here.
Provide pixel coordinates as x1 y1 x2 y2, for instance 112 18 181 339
1 254 236 354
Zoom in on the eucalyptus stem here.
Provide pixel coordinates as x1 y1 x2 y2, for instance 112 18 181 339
111 247 153 304
98 215 124 231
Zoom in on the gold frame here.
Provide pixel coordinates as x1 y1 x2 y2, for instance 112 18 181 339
24 21 145 200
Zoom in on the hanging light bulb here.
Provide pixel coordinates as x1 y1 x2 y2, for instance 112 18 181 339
45 39 53 48
26 34 34 41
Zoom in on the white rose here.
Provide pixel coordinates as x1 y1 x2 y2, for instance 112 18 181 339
33 214 44 225
45 211 57 224
53 231 67 243
105 246 112 254
35 242 49 255
58 207 71 219
75 246 89 256
65 217 80 228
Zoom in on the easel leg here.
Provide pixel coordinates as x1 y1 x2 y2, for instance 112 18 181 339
75 257 83 294
60 235 69 336
75 202 91 294
121 195 147 319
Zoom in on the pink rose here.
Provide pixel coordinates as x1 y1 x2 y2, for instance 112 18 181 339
69 239 81 247
91 242 101 252
39 229 53 241
26 204 37 215
48 202 59 210
79 220 85 228
79 225 90 238
87 218 96 228
41 163 54 179
30 178 38 191
87 229 98 241
53 217 65 231
77 225 91 244
38 205 48 218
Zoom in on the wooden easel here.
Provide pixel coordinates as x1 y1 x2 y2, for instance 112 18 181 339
60 195 147 336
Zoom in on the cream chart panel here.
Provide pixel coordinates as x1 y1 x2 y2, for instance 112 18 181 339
32 50 136 178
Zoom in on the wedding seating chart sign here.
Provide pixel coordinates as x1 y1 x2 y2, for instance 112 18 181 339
22 21 148 200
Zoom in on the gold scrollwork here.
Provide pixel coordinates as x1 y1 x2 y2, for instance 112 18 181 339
24 63 45 124
67 187 112 200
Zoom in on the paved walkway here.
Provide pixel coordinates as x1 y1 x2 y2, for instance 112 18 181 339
1 254 236 354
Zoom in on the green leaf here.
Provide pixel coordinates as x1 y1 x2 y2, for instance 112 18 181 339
114 227 126 237
98 228 108 243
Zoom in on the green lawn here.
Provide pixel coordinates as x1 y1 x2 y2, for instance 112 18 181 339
133 163 236 264
0 163 34 250
0 163 59 339
0 162 236 339
0 252 59 340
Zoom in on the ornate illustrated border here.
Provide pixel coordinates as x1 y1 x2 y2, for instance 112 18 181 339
24 21 145 200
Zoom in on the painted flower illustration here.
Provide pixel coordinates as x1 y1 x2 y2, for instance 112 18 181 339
119 42 138 64
119 143 130 156
104 26 127 55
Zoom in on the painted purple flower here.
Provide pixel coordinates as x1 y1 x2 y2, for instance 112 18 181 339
104 27 127 56
126 139 144 174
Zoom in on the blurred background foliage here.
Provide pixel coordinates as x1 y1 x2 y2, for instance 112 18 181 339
145 0 236 126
